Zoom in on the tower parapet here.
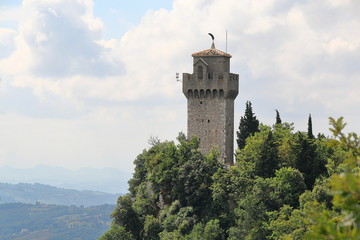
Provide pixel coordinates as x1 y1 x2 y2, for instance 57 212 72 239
182 43 239 165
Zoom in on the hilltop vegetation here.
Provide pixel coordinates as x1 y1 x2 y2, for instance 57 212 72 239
101 104 359 239
0 202 113 240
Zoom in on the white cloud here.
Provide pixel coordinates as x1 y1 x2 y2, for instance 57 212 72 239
0 28 17 45
0 0 359 171
0 28 17 59
1 0 119 78
325 37 359 55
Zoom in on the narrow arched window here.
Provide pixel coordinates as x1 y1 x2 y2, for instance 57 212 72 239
188 90 193 98
206 89 211 98
219 89 224 98
198 65 203 79
213 89 218 98
194 89 199 98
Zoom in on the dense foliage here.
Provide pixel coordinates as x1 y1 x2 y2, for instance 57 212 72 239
102 112 359 239
0 202 113 240
236 101 260 149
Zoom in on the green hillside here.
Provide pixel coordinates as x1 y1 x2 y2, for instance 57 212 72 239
0 202 114 240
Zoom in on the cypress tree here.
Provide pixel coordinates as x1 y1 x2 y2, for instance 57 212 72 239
307 114 314 139
275 110 282 125
236 101 260 149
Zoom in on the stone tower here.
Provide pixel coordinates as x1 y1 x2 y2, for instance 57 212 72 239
182 42 239 165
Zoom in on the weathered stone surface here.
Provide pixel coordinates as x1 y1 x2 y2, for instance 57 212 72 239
183 45 239 165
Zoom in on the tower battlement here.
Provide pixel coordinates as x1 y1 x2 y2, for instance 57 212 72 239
182 43 239 165
182 72 239 99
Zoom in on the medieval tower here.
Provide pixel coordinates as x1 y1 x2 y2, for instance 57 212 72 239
182 39 239 165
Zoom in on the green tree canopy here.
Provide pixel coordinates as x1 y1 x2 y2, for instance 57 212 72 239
255 130 280 178
99 226 135 240
101 117 357 240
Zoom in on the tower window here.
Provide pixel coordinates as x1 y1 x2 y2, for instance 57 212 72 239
206 89 211 98
219 89 224 98
213 89 218 98
188 89 193 98
197 65 203 79
194 89 199 98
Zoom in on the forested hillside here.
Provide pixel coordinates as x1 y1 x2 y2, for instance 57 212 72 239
0 202 113 240
101 104 359 239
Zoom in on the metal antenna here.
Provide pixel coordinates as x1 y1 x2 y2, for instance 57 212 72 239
226 30 228 53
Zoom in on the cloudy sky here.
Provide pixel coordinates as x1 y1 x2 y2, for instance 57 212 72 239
0 0 359 173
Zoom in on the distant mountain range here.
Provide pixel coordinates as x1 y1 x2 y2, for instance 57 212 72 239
0 165 132 194
0 202 113 240
0 183 119 207
0 180 119 239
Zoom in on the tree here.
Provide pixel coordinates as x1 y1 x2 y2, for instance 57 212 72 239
143 215 161 240
292 132 326 189
328 117 360 158
159 201 196 236
255 131 279 178
236 101 260 149
177 150 222 214
145 141 180 205
203 219 225 240
211 166 254 216
229 178 274 240
101 116 359 240
307 114 314 139
111 194 142 239
132 182 159 217
275 110 282 125
266 205 305 240
268 117 360 239
99 226 135 240
304 117 360 239
272 167 306 208
128 152 147 196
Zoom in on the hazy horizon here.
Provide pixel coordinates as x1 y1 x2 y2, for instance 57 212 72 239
0 164 131 194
